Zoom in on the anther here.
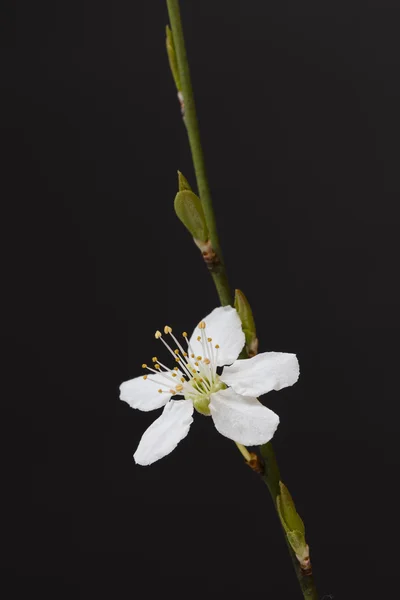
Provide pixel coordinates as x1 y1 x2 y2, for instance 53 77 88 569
174 349 180 354
175 384 183 392
215 344 220 349
155 331 162 339
172 373 177 377
207 337 212 342
155 364 161 370
158 389 162 393
191 353 195 358
203 358 210 365
170 389 176 394
164 326 172 334
174 367 179 371
197 356 202 360
152 356 158 362
182 332 187 337
142 363 147 369
143 375 148 380
180 378 185 383
198 321 206 329
197 336 201 341
175 357 180 362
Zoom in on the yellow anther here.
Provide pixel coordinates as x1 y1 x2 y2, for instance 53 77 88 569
158 389 162 393
195 362 199 366
155 364 161 370
142 363 147 369
172 373 177 377
215 344 220 349
197 356 202 361
143 375 148 380
175 357 180 362
155 330 162 339
203 358 210 365
174 367 179 371
174 349 180 354
180 377 185 383
182 331 188 337
175 384 183 392
183 352 188 357
170 389 176 394
198 321 206 329
152 356 158 362
207 337 212 342
164 326 172 334
191 353 195 358
192 369 197 374
197 336 201 341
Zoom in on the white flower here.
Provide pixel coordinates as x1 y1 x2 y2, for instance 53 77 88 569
120 306 299 466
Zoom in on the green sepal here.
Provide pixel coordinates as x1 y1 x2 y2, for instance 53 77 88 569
178 170 192 192
277 481 305 534
166 25 181 91
174 190 209 242
234 289 257 348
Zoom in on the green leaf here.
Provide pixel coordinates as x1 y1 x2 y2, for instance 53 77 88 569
178 170 192 192
174 190 209 242
166 25 181 91
278 482 305 534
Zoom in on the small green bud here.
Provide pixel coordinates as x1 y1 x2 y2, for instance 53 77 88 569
174 190 209 242
177 170 192 192
166 25 181 92
277 482 310 570
277 481 305 534
234 289 258 356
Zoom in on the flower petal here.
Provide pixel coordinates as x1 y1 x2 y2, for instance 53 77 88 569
209 387 279 446
120 373 173 412
188 306 245 367
220 352 299 397
134 400 194 466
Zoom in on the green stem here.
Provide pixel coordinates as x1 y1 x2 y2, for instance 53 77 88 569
165 2 319 598
166 0 231 307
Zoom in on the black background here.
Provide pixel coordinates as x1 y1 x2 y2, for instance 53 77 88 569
2 1 400 598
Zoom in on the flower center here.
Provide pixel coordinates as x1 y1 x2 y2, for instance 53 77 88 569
141 320 223 415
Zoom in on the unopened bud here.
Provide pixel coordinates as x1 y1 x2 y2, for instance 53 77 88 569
234 289 258 356
166 25 181 92
174 190 209 242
